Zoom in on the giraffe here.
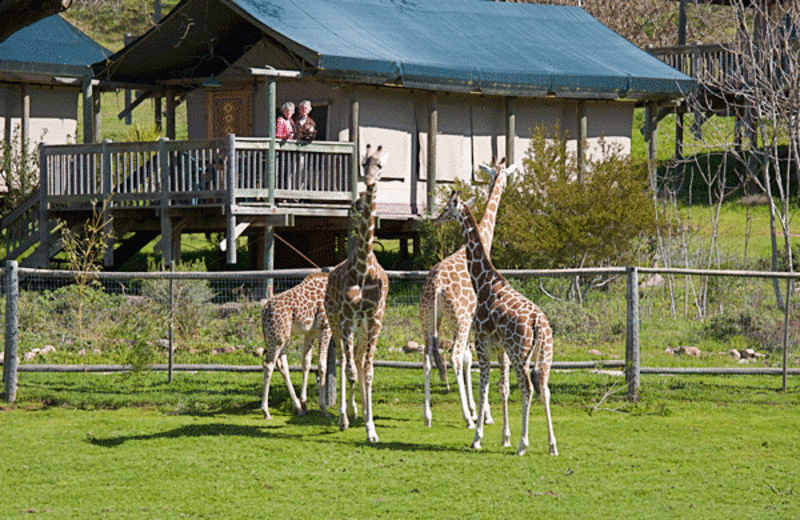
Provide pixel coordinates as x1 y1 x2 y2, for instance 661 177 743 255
322 144 389 443
438 189 558 456
419 160 515 428
260 272 332 420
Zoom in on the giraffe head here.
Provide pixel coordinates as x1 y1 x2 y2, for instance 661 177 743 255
362 144 387 185
435 189 475 227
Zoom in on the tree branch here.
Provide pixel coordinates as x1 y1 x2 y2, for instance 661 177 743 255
0 0 73 44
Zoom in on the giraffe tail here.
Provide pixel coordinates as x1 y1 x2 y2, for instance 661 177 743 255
431 288 448 384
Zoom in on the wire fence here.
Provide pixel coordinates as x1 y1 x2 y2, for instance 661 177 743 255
2 262 799 404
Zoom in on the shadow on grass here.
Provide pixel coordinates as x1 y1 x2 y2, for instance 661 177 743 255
86 411 464 454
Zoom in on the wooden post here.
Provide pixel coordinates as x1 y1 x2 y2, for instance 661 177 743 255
101 139 114 267
505 97 515 166
38 141 49 253
82 74 93 144
782 278 792 392
225 133 237 265
20 83 29 158
646 101 659 193
350 90 360 202
154 95 162 132
165 88 176 140
626 266 640 402
3 260 19 404
267 76 276 206
158 137 173 266
264 224 274 297
427 93 438 214
576 100 587 182
93 83 101 143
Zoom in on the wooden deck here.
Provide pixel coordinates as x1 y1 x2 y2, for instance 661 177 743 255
2 136 412 269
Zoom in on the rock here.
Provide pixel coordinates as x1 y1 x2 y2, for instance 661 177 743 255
254 347 265 357
640 273 665 289
588 349 604 357
665 347 675 355
729 349 741 360
23 348 41 361
40 345 57 356
222 346 237 354
217 302 243 318
156 339 172 350
403 341 421 354
677 346 701 357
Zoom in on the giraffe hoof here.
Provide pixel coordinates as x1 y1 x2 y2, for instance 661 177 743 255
263 412 273 420
517 447 527 456
471 440 482 450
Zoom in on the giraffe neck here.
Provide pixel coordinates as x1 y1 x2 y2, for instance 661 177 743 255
476 172 506 254
459 203 499 292
353 174 377 285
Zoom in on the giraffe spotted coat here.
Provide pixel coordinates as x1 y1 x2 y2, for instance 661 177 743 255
260 272 331 420
439 190 558 456
323 145 389 443
419 162 513 428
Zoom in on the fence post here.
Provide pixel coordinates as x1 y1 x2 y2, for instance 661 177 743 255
626 266 640 402
168 261 175 384
3 260 19 403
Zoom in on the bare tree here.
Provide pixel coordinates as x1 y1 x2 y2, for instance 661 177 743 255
0 0 73 43
669 0 800 310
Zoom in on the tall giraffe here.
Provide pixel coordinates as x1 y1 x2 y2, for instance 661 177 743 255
322 144 389 443
419 161 514 428
438 190 558 456
260 272 331 419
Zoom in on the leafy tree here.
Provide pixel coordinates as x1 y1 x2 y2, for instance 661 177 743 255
494 126 658 271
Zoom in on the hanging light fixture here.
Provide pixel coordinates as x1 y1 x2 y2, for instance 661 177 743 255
201 74 223 88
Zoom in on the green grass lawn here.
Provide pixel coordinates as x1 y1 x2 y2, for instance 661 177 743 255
2 369 799 519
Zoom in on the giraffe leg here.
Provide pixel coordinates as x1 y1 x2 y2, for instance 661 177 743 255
278 352 305 416
514 361 534 456
317 326 332 417
471 337 491 450
540 366 558 456
361 326 380 443
452 349 475 429
498 351 511 447
453 323 476 428
423 343 433 427
261 358 276 420
299 334 314 412
463 347 480 423
337 329 353 431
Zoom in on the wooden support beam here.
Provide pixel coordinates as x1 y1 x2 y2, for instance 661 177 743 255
165 88 176 140
82 75 93 144
350 90 360 202
576 100 587 182
427 93 438 214
20 83 29 157
505 97 515 166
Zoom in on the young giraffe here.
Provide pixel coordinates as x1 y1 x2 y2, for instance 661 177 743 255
438 190 558 456
322 144 389 443
260 272 331 419
419 161 514 428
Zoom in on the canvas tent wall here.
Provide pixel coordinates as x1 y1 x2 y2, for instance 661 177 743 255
0 15 110 162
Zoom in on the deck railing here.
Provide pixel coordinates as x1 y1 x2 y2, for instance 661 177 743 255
647 43 741 87
40 136 357 209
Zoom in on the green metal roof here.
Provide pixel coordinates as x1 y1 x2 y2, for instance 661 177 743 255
95 0 693 100
0 15 110 79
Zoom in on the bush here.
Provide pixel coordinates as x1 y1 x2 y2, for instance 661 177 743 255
141 259 216 341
